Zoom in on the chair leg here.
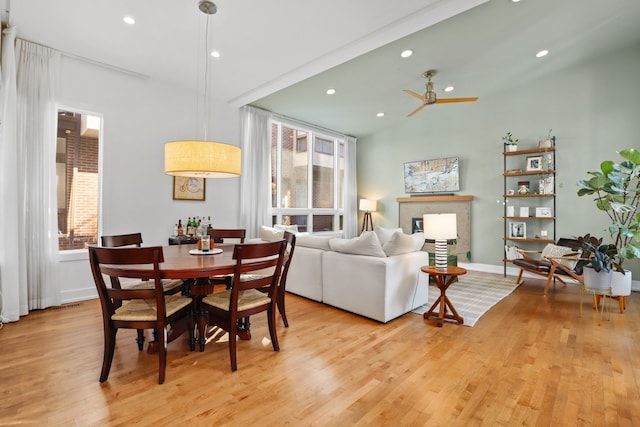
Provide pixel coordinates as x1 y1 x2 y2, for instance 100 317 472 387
516 268 524 284
158 327 167 384
268 305 280 352
229 319 238 372
619 296 626 313
136 329 145 351
100 326 117 383
277 289 288 328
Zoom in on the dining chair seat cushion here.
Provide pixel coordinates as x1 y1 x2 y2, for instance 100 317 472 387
124 278 184 292
202 289 271 311
112 294 192 321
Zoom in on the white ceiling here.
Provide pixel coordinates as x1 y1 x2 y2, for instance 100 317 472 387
9 0 640 138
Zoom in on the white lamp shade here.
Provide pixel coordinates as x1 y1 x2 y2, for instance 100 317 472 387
165 140 241 178
423 213 457 240
359 199 377 212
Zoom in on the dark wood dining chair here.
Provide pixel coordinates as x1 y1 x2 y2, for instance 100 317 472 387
258 231 296 327
101 232 184 350
200 240 287 371
206 228 246 244
88 245 194 384
205 228 247 289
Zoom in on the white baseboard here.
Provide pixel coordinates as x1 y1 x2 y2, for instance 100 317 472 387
458 262 640 292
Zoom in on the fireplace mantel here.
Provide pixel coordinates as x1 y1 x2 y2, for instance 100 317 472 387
397 195 473 259
396 195 473 203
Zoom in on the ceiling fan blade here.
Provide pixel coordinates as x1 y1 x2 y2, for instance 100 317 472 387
434 97 479 104
403 89 426 102
407 104 427 117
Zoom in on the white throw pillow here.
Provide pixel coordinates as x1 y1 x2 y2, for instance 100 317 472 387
329 231 386 258
383 231 425 256
259 225 284 242
295 235 332 251
373 226 403 246
542 244 579 269
274 224 299 233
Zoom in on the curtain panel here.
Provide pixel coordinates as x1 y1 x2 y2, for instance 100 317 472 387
0 34 61 322
239 105 272 239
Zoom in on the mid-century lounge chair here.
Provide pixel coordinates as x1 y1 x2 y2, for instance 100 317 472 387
513 238 585 296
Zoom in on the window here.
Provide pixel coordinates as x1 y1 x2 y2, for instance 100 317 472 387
271 120 344 233
56 110 101 250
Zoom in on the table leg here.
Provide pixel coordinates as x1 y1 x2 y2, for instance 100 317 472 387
423 274 464 327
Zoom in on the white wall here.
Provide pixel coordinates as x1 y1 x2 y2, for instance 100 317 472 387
57 57 242 302
357 43 640 282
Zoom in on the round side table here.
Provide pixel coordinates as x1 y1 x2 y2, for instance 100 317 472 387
420 265 467 327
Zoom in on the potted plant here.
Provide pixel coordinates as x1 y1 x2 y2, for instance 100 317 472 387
539 129 555 148
576 234 622 289
502 132 519 152
576 148 640 293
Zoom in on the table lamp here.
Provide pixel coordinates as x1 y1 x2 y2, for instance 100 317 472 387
423 213 457 270
359 199 377 233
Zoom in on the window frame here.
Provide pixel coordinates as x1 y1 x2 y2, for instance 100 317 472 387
55 105 103 252
271 119 344 234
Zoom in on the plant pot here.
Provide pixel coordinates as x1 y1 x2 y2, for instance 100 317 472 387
583 267 613 293
506 144 517 152
611 270 632 296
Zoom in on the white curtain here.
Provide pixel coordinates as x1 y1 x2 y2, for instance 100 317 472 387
343 136 358 238
239 105 272 239
0 36 61 322
0 26 25 322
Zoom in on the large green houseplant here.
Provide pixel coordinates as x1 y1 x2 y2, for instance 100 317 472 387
576 148 640 265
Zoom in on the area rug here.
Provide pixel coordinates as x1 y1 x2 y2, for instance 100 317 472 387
411 271 519 327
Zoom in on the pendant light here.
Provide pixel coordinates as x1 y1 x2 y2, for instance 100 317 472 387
164 0 241 178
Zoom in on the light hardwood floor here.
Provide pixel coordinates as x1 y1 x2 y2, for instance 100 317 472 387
1 272 639 426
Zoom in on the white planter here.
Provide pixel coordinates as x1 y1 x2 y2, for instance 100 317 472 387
583 267 613 293
611 270 632 296
506 144 518 152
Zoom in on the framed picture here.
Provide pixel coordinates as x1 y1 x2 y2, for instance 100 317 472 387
526 155 543 171
173 177 206 201
509 221 526 239
535 207 553 217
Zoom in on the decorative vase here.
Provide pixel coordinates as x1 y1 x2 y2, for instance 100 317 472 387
583 267 613 293
611 270 632 296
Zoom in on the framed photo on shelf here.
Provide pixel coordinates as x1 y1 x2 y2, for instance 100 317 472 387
526 155 543 171
535 207 553 217
173 177 206 201
509 221 526 239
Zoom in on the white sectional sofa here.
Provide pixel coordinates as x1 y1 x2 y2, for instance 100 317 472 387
281 228 430 323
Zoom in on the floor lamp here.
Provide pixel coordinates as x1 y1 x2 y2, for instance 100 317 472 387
359 199 376 233
423 213 457 270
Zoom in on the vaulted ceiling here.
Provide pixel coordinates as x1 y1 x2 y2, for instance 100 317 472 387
10 0 640 137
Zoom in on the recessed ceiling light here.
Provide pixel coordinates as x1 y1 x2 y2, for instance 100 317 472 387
210 50 221 58
376 112 385 117
400 49 413 58
512 0 521 3
536 49 549 58
326 88 336 95
123 16 135 25
444 86 454 92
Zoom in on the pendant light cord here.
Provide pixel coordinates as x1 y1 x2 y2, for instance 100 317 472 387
203 11 211 142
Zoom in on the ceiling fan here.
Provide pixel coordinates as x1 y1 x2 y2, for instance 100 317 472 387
403 70 478 117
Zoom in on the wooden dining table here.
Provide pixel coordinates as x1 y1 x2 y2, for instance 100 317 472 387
102 243 257 352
